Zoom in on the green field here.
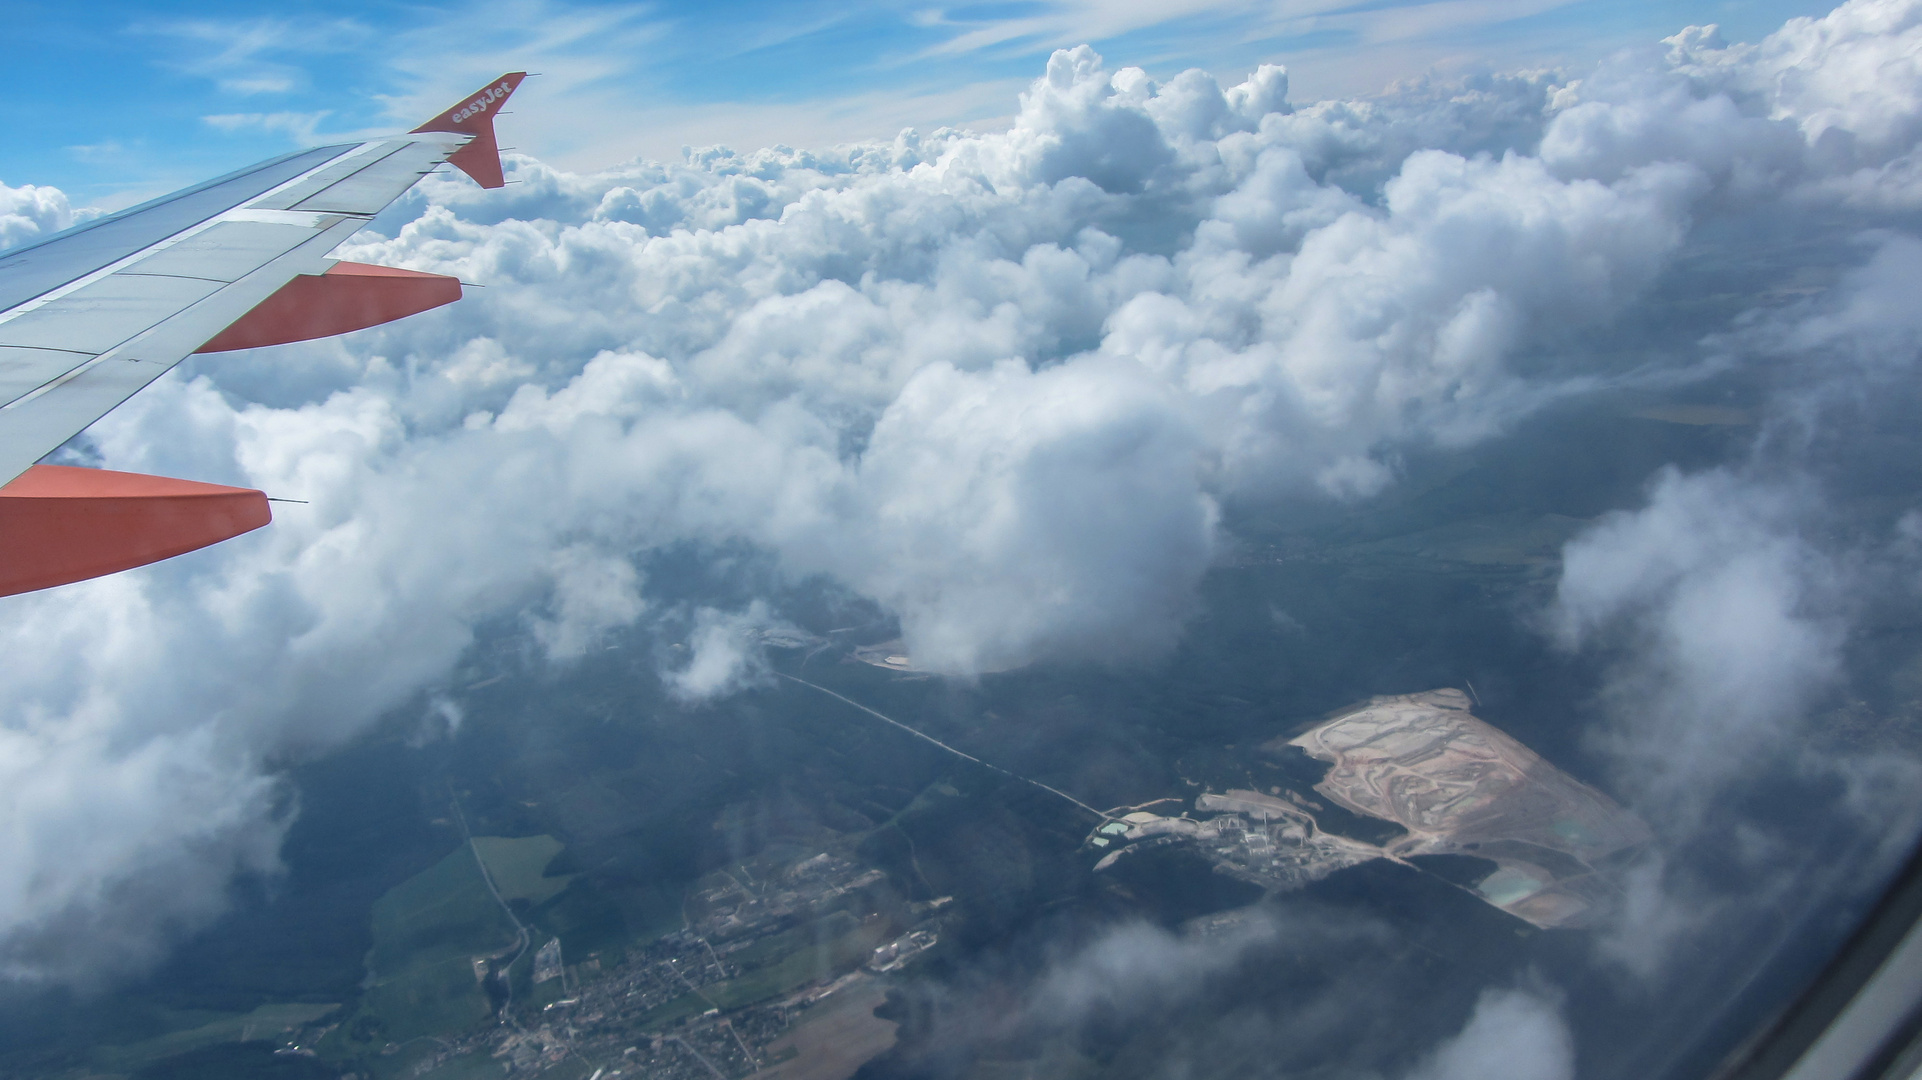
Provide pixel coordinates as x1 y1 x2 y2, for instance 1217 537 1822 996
416 1050 510 1080
89 1002 340 1074
367 845 519 975
471 835 573 907
346 843 520 1047
68 838 578 1076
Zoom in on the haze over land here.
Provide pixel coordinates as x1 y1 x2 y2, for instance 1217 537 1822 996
6 1 1922 1077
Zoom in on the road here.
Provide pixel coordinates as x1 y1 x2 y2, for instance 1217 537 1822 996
776 673 1107 821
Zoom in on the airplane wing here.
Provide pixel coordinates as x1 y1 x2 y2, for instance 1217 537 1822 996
0 73 526 598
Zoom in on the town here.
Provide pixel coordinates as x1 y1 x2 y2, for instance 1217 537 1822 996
291 849 944 1080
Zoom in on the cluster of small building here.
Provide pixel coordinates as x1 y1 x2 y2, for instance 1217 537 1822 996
395 848 937 1079
493 1027 573 1073
396 931 754 1078
867 928 938 973
531 937 566 987
698 854 889 950
602 1016 768 1080
1089 789 1380 891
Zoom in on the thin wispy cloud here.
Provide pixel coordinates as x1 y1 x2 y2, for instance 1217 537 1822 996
912 0 1270 59
133 14 374 96
907 0 1582 61
201 110 333 145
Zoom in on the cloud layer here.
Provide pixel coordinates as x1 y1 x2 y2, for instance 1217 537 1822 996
2 0 1922 993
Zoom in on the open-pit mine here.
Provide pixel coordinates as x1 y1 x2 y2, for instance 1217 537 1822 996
1089 689 1649 929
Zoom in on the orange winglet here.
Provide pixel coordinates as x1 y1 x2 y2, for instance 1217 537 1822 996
194 261 463 353
0 465 270 597
412 72 528 189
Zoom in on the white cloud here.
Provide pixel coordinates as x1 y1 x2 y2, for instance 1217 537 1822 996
1551 467 1844 814
1772 232 1922 365
827 356 1216 672
664 602 786 703
136 15 371 99
0 181 94 251
1541 0 1922 206
1542 453 1922 983
202 111 333 144
911 0 1583 68
1405 988 1575 1080
1032 915 1283 1019
916 0 1272 60
530 545 646 661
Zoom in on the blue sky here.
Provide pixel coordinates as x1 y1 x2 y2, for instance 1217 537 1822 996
6 0 1830 208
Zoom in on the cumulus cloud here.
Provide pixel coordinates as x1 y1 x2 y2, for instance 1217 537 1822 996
880 903 1577 1077
7 0 1922 986
1769 232 1922 368
830 357 1216 671
1552 467 1843 814
1405 988 1575 1080
0 181 94 250
1544 464 1863 975
1545 460 1922 989
530 545 646 661
1030 914 1283 1020
663 602 786 703
898 905 1410 1076
1541 0 1922 206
